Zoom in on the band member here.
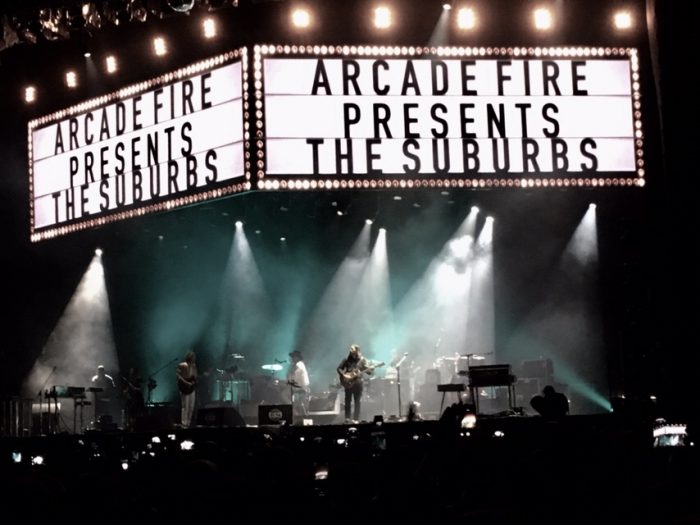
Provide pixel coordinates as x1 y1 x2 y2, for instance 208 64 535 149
91 365 117 425
337 344 372 423
176 351 198 428
287 350 310 414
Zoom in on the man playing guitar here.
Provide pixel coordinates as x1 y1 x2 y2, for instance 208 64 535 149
337 344 383 423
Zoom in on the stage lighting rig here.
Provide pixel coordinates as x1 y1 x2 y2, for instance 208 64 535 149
168 0 195 13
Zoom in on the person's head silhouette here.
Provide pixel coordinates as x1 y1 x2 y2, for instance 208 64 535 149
531 385 568 419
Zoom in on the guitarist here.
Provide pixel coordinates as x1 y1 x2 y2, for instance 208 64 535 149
176 351 198 428
337 344 373 423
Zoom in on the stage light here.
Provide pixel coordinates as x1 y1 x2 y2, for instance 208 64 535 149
105 55 118 73
65 70 78 88
461 413 476 429
366 219 373 225
180 439 194 450
128 0 148 22
442 2 452 11
202 17 217 38
280 237 286 242
95 248 103 256
104 0 129 26
121 461 129 471
66 5 87 30
83 51 91 58
457 7 476 30
24 86 36 103
168 0 195 13
379 228 386 233
83 2 103 29
31 455 44 465
291 8 311 28
373 6 392 29
471 206 479 213
153 36 167 56
235 220 243 227
533 8 553 30
613 11 632 30
589 203 597 210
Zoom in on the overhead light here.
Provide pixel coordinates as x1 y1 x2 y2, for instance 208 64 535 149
153 36 167 56
202 17 217 38
373 6 392 29
129 0 148 23
533 8 553 30
168 0 195 13
105 55 118 73
291 8 311 28
613 11 632 30
24 86 37 104
65 70 78 88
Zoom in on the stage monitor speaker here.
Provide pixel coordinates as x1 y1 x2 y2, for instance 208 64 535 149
308 392 339 414
196 407 245 427
258 404 293 425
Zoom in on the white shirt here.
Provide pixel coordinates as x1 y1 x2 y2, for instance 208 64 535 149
288 361 310 392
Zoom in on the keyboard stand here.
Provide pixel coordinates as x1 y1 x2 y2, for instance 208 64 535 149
437 383 466 415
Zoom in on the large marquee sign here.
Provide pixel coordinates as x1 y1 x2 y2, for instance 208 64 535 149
255 45 644 191
29 49 249 241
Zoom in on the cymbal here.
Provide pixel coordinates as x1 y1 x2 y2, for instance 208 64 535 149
261 364 283 371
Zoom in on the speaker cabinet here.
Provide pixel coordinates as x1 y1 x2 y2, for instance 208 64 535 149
196 406 246 427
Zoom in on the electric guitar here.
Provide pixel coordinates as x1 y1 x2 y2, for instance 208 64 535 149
177 368 212 395
339 362 385 388
177 376 197 395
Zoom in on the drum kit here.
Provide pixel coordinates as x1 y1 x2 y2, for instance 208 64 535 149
209 357 295 406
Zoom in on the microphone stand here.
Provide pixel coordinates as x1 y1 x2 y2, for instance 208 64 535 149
395 354 408 419
37 366 56 435
146 357 179 405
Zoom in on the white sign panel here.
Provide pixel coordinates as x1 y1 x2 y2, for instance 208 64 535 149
257 46 643 189
29 51 248 241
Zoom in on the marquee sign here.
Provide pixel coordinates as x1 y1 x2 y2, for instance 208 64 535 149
28 49 249 241
254 45 644 191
